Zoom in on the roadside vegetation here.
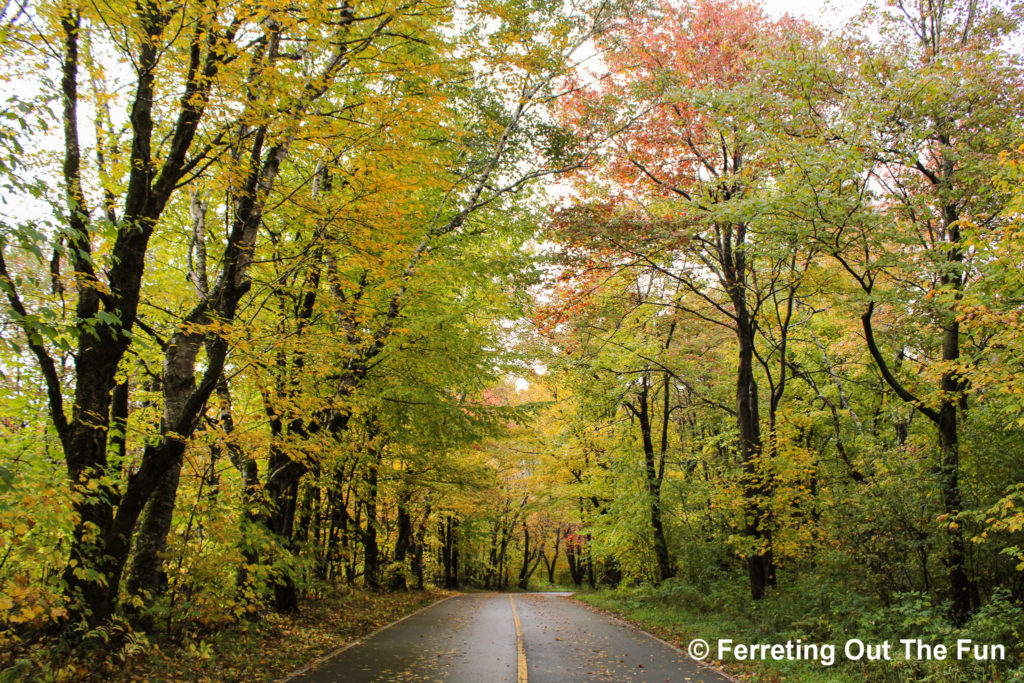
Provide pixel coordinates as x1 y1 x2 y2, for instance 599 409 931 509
2 587 441 682
577 578 1024 682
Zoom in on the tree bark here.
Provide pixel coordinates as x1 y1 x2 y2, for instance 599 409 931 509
737 312 773 600
411 502 431 590
362 451 381 591
636 375 674 582
566 535 584 587
386 497 412 591
543 527 562 584
517 523 543 589
126 465 180 598
441 516 459 589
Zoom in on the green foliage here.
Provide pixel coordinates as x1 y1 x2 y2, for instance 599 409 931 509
581 577 1024 683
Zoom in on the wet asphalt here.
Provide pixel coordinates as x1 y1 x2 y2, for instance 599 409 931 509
286 592 731 683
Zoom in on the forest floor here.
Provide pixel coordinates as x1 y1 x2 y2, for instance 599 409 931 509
114 588 445 683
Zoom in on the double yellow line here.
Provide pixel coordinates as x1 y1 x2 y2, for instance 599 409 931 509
509 595 528 683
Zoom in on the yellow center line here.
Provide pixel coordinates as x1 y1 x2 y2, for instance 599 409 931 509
509 595 528 683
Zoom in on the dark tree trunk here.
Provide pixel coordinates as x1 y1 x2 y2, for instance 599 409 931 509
543 527 562 584
452 525 460 588
937 200 972 623
346 502 359 586
495 518 513 589
939 320 971 624
126 464 181 598
257 397 307 612
411 502 431 590
938 392 970 623
585 534 596 589
629 375 674 583
386 498 412 591
565 537 584 588
516 523 542 590
486 525 500 589
441 516 459 589
362 450 381 591
735 308 773 600
326 468 357 584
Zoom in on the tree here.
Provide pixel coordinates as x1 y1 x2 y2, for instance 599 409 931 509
553 0 817 598
776 0 1024 623
0 0 395 624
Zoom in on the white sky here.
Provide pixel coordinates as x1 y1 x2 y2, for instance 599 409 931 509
760 0 868 26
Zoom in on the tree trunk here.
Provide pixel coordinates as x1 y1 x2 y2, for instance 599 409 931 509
939 322 971 624
126 323 206 600
267 457 303 611
362 452 381 591
386 497 412 591
632 375 674 583
544 527 562 584
486 525 500 589
585 534 596 589
441 516 459 589
517 523 543 590
126 464 181 598
566 539 584 588
411 502 431 590
736 311 773 600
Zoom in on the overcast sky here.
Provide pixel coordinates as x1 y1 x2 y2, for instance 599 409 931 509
761 0 867 27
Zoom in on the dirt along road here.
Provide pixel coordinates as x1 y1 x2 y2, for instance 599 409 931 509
284 592 731 683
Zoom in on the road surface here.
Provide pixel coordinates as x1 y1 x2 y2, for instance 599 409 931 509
285 592 731 683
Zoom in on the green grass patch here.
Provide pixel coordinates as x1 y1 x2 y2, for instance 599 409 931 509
574 577 1024 683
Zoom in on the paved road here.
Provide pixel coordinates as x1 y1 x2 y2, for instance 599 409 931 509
287 593 731 683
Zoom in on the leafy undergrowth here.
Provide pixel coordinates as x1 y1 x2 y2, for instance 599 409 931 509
122 588 445 682
1 588 444 683
574 577 1024 683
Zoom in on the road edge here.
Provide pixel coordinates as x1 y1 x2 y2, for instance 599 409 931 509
276 594 454 682
564 594 744 683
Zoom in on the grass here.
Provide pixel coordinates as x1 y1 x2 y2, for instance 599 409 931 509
572 576 1024 683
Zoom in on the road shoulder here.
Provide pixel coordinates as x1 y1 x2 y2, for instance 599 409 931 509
277 593 455 682
568 593 743 682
